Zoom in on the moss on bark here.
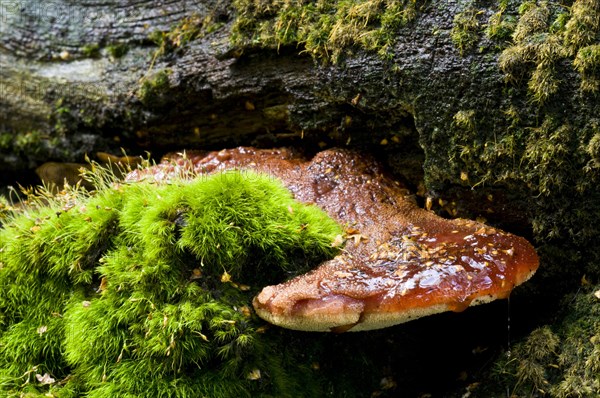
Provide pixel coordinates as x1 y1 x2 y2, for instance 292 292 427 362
467 284 600 397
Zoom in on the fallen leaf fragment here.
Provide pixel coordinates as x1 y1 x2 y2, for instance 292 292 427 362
36 373 55 385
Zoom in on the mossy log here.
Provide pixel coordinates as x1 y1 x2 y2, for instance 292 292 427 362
2 0 600 395
0 1 593 170
2 0 600 273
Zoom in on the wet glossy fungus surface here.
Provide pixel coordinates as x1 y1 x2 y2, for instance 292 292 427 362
127 147 539 331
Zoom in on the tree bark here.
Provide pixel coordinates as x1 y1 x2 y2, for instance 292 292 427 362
1 0 490 170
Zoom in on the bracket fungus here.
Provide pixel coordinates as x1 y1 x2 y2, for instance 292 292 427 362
128 147 539 332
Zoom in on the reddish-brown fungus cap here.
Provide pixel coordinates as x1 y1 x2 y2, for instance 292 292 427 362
128 147 539 332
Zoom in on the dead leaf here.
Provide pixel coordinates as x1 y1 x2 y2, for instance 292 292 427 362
380 376 397 390
221 271 231 283
190 268 202 280
99 277 108 292
347 233 368 244
256 325 269 333
246 369 261 380
239 306 252 317
425 197 433 211
35 373 55 385
197 332 209 342
331 234 345 248
582 275 591 286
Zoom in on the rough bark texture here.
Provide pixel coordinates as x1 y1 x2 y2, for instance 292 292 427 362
2 0 600 395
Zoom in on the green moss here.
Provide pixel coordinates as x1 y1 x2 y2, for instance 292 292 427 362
82 43 101 58
491 326 559 395
137 69 172 106
140 13 226 95
498 1 567 102
513 0 550 43
3 130 44 153
574 44 600 92
445 104 600 245
486 8 517 41
563 0 600 54
230 0 420 62
527 61 559 103
484 285 600 397
452 109 476 130
150 17 197 55
499 0 600 101
106 43 129 59
146 13 225 75
448 109 483 181
522 119 573 199
451 7 483 56
587 129 600 162
0 170 343 397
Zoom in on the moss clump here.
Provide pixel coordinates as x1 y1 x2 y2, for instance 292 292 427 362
482 285 600 397
440 3 600 287
106 43 129 59
451 7 483 56
493 326 560 395
521 119 573 198
0 130 45 153
498 0 600 102
574 44 600 92
81 43 101 58
563 0 600 54
140 13 225 99
0 170 343 397
446 105 600 249
486 0 518 41
498 1 567 103
230 0 420 62
586 128 600 168
145 13 225 77
149 13 224 58
137 69 172 107
0 129 78 175
448 109 481 181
